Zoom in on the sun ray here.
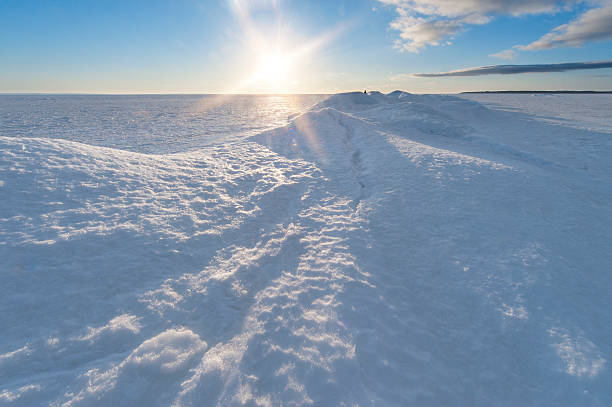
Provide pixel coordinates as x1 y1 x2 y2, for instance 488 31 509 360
225 0 351 93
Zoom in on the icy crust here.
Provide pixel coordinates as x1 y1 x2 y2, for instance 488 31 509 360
2 92 612 406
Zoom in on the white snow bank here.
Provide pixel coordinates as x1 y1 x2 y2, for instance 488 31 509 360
1 92 611 406
76 314 142 343
62 328 207 406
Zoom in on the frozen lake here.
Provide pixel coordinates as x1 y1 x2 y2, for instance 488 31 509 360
0 94 326 153
459 93 612 134
2 94 610 154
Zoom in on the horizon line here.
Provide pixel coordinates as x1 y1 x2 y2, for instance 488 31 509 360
2 90 612 96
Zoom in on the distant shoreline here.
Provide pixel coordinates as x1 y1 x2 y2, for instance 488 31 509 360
2 91 612 96
461 90 612 94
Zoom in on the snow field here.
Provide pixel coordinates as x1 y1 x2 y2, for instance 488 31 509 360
1 92 611 406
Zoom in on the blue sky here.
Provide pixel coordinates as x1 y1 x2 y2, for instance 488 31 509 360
1 0 611 93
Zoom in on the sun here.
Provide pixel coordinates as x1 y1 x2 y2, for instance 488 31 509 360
253 49 294 88
228 0 348 94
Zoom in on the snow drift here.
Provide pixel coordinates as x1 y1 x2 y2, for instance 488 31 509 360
1 92 611 406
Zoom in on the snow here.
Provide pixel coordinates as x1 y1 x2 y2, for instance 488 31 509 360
459 93 612 134
1 92 611 406
0 95 326 154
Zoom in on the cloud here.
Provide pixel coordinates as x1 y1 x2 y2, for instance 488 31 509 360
489 49 517 60
378 0 570 18
518 4 612 50
390 16 464 52
378 0 575 52
411 60 612 77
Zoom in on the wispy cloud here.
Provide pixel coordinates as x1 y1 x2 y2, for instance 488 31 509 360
412 60 612 77
489 49 517 60
377 0 575 52
518 4 612 50
491 3 612 58
387 15 463 52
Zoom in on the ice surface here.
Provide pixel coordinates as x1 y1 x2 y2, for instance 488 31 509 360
0 95 326 154
459 93 612 134
1 92 611 406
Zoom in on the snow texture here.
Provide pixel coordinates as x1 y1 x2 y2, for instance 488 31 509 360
1 92 611 406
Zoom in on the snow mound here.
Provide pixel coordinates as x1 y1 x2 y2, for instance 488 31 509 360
62 328 207 406
312 91 380 111
312 91 415 112
386 89 412 99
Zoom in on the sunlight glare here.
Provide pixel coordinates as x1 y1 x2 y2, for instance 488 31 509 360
254 49 294 88
227 0 351 93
